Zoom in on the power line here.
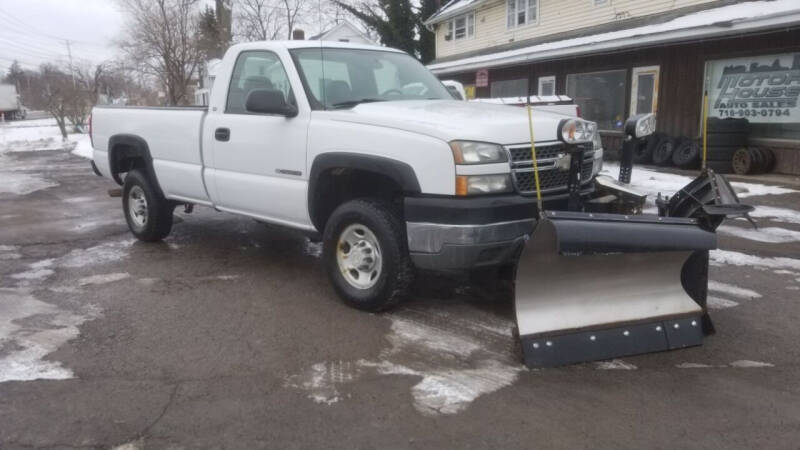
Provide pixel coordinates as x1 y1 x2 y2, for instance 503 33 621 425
0 7 107 47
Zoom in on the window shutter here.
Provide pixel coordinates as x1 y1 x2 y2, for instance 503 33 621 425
507 0 515 27
467 14 474 37
529 0 537 22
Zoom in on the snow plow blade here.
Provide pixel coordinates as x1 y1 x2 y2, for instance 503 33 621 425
515 211 716 368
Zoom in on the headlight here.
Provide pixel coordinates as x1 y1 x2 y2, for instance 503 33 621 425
557 119 597 145
624 113 656 138
450 141 508 164
593 129 603 150
592 148 604 175
455 174 512 195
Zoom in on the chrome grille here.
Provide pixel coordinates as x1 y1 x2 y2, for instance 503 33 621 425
507 142 595 195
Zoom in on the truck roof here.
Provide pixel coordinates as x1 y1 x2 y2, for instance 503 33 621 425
228 40 404 54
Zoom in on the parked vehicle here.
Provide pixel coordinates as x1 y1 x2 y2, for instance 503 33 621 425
471 95 580 117
0 84 26 120
91 41 745 368
441 79 466 100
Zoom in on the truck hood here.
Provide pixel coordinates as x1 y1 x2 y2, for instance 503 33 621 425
323 100 569 145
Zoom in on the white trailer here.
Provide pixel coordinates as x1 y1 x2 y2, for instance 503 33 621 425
0 84 26 120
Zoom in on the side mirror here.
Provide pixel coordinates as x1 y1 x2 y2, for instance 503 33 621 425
245 89 298 117
624 113 656 138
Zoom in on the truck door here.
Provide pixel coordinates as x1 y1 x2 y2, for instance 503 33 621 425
206 50 311 228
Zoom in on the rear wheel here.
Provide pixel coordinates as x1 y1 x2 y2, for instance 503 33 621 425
322 199 414 312
123 169 173 242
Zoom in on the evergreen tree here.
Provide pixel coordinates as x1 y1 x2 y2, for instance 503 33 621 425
417 0 439 64
335 0 417 57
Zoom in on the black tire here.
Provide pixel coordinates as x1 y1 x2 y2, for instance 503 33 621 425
707 132 747 147
706 146 740 161
761 147 776 172
651 135 675 166
732 148 752 175
122 169 173 242
706 160 734 174
671 138 700 169
749 147 765 174
707 117 750 134
633 134 659 164
322 198 414 312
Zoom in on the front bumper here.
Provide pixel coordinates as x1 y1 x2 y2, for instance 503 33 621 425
405 195 537 270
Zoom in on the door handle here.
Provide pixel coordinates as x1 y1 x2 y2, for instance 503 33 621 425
215 128 230 142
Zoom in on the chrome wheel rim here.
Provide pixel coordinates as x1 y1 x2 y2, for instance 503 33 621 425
336 223 382 290
128 185 148 228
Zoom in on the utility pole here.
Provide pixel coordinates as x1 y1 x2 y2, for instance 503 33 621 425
65 40 76 87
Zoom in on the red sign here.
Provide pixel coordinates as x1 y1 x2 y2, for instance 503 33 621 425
476 69 489 88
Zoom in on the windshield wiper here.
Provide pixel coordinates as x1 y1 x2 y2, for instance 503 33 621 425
331 98 386 108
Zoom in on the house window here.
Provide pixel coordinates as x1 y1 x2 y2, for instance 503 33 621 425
538 76 556 96
446 13 475 41
507 0 538 28
491 79 528 98
566 70 626 131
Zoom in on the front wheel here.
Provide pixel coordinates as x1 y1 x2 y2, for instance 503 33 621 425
322 199 414 312
122 169 173 242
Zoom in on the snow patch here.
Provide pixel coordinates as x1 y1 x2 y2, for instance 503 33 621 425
0 288 99 382
708 281 761 300
711 250 800 271
718 225 800 243
707 296 740 310
0 245 21 260
77 272 131 286
676 362 713 369
595 359 638 370
0 171 58 196
286 305 521 415
11 258 56 282
59 240 133 268
729 360 774 368
284 361 361 405
749 206 800 225
70 134 93 159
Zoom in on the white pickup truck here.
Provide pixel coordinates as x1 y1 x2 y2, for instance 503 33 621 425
90 41 604 311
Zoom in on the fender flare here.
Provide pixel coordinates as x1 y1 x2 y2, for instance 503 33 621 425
307 152 421 230
107 134 164 196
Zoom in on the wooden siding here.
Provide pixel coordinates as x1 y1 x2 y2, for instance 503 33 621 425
434 0 721 59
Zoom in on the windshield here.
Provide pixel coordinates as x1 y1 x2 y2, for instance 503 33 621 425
290 48 453 109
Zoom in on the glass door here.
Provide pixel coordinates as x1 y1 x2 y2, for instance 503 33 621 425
630 66 660 115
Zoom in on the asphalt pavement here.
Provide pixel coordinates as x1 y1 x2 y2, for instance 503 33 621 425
1 148 800 449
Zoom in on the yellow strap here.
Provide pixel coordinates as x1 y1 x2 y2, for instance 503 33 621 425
526 103 543 217
702 91 709 170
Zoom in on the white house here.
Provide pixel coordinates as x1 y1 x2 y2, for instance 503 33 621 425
309 20 376 45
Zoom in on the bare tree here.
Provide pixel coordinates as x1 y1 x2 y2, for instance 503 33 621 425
37 65 72 140
236 0 283 41
281 0 308 40
234 0 310 41
118 0 203 105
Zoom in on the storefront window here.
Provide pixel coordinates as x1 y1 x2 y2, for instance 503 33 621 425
490 78 528 98
566 70 626 131
705 52 800 140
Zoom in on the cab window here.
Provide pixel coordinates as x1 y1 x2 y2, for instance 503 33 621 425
226 51 295 114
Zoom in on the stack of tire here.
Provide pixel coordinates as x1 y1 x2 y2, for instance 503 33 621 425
633 133 702 169
704 118 750 174
631 118 775 174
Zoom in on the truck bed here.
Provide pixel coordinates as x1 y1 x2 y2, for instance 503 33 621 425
91 105 211 204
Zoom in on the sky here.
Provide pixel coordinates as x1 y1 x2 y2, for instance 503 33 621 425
0 0 124 74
